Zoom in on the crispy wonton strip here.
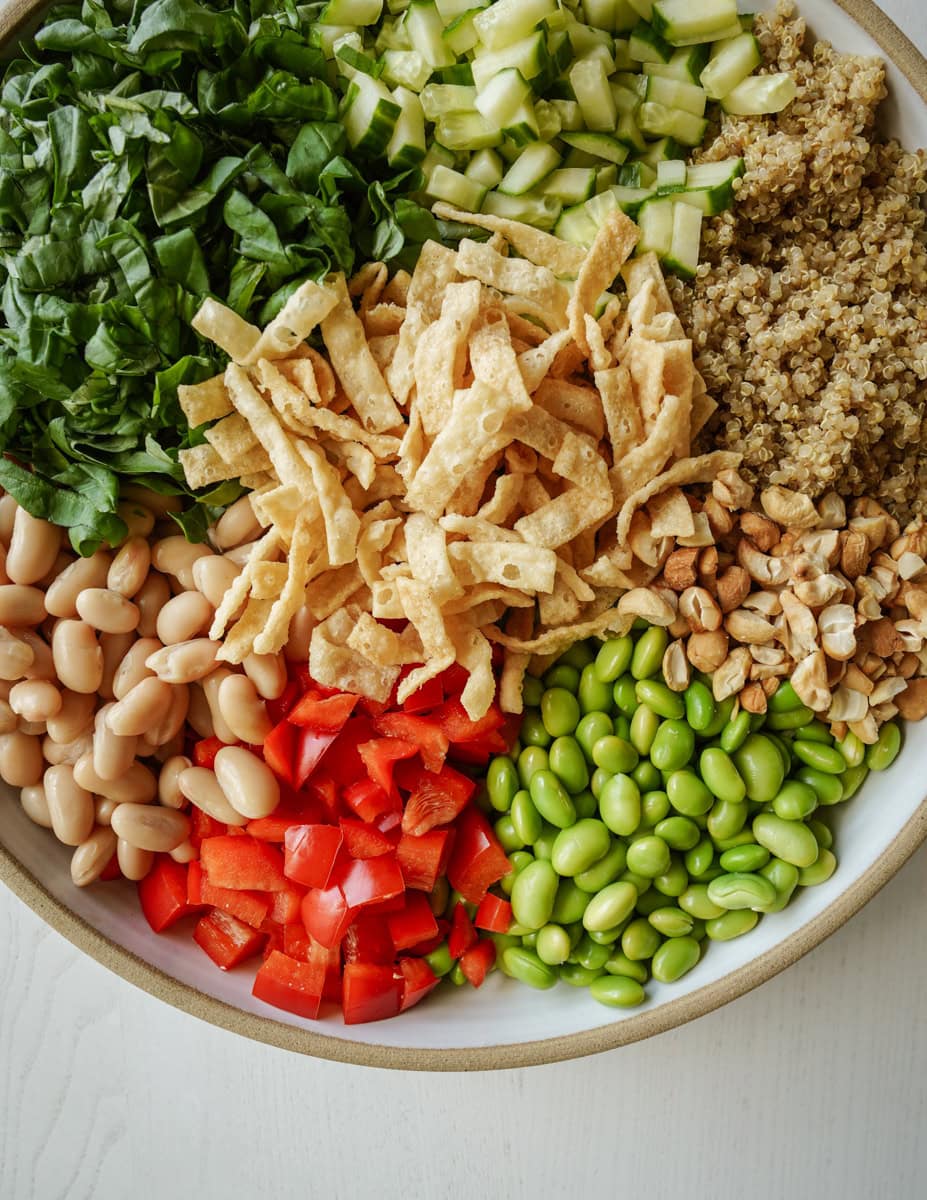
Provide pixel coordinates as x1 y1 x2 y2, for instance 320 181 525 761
320 273 402 433
412 279 481 438
295 441 360 567
224 364 318 497
178 375 231 427
609 392 691 504
430 202 586 278
252 515 317 655
567 211 638 354
615 451 742 544
457 240 568 330
594 365 643 460
191 299 260 362
242 281 338 364
387 241 459 406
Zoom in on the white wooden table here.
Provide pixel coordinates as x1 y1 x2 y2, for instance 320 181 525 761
3 3 927 1196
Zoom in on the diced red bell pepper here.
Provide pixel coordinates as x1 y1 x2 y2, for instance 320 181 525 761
398 957 440 1011
436 662 469 696
284 824 343 889
401 762 476 837
193 909 266 971
322 944 342 1003
406 916 450 957
343 777 395 824
324 716 377 788
253 949 326 1020
138 856 194 933
245 815 301 842
267 679 300 725
342 962 403 1025
270 886 305 926
338 854 405 911
289 690 359 732
447 730 508 765
447 806 512 905
387 892 439 953
339 818 395 859
189 808 227 848
400 672 444 715
295 728 339 788
99 853 122 882
263 719 299 787
396 828 453 892
188 860 270 929
201 836 288 893
459 939 496 988
374 713 449 773
343 915 395 965
475 893 513 934
261 921 284 958
448 901 477 959
358 737 419 799
304 773 339 820
433 698 504 745
283 923 313 962
193 735 228 769
300 885 353 950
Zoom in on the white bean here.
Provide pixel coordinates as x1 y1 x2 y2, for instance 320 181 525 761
151 537 213 589
71 827 118 887
201 667 238 744
135 572 171 638
214 746 280 820
19 630 56 682
116 838 154 881
186 685 215 739
192 555 240 609
106 677 174 737
217 674 272 746
243 652 288 700
0 731 43 786
93 704 139 781
44 551 111 618
0 698 17 734
148 683 189 747
6 508 60 585
99 631 136 702
158 754 192 809
94 796 118 827
169 839 198 865
45 764 95 846
20 783 52 829
73 753 157 804
112 637 161 701
9 680 62 723
107 536 151 598
0 628 33 681
0 494 17 545
111 803 190 853
46 691 96 744
177 766 248 826
0 585 46 627
214 495 263 550
284 606 314 663
156 591 213 645
76 588 140 634
51 621 103 694
146 639 219 685
43 731 94 767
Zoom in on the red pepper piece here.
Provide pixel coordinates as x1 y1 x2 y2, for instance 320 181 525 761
283 923 313 962
343 777 395 824
193 735 228 770
266 679 300 725
358 737 419 798
295 728 339 788
322 944 342 1003
447 730 508 766
269 885 305 925
447 806 512 905
342 963 403 1025
193 909 266 971
263 719 299 787
459 938 496 988
373 713 449 773
400 672 443 714
448 901 478 959
396 828 453 892
189 808 227 849
300 885 353 950
398 957 440 1011
387 892 439 953
246 815 308 842
324 716 377 788
137 856 194 933
338 854 405 911
187 860 270 929
401 762 475 837
98 853 122 882
253 949 326 1020
289 690 359 731
474 893 513 934
343 915 395 965
339 818 394 859
433 698 504 745
283 824 343 890
200 836 288 893
405 916 450 957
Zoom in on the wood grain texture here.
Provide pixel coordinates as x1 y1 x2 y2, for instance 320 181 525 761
2 1 927 1195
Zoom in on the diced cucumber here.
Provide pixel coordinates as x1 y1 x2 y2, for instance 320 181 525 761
569 57 617 131
671 161 744 214
566 20 615 61
435 0 476 20
644 75 707 116
534 99 563 141
617 161 652 187
739 13 755 31
471 31 550 91
651 0 739 45
342 74 401 155
381 49 432 91
633 135 682 166
607 184 654 217
474 0 557 52
610 83 643 116
582 0 623 32
435 111 503 150
387 0 411 12
337 44 384 83
700 32 762 99
629 21 673 64
475 69 531 127
614 71 649 97
638 101 708 146
420 84 477 121
442 6 488 57
545 31 575 83
561 131 629 165
613 38 634 71
425 164 487 210
576 40 617 76
503 101 541 145
595 164 618 192
375 18 411 53
614 112 647 153
465 147 505 188
482 189 562 229
311 24 354 57
636 196 674 255
613 0 642 32
551 99 584 130
432 63 475 85
664 200 702 277
627 0 654 18
721 72 797 115
642 44 711 83
498 142 561 195
320 0 384 24
422 142 457 173
496 136 524 163
404 1 456 68
564 146 598 169
656 157 687 190
554 203 598 246
584 189 622 226
387 87 426 168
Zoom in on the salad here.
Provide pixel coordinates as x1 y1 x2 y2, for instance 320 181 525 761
0 0 925 1026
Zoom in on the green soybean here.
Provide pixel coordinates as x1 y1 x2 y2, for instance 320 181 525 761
837 731 865 768
631 626 668 680
613 674 639 717
792 740 847 775
576 712 613 761
541 687 581 737
797 720 833 744
535 923 571 966
798 847 837 886
667 769 714 816
707 799 748 842
753 813 819 868
700 695 736 739
758 858 800 911
840 764 870 800
551 879 591 925
613 715 631 741
501 852 533 897
574 840 627 893
573 789 598 819
636 679 685 719
772 780 818 821
511 789 543 845
685 680 717 732
711 829 756 853
700 747 747 804
679 884 725 920
493 814 524 852
573 934 611 971
592 735 639 775
424 943 454 977
543 664 580 692
653 857 688 898
720 709 753 754
732 733 786 803
618 870 651 895
511 859 560 930
557 641 595 670
595 635 634 683
621 916 662 961
579 664 614 714
599 773 641 837
641 789 671 828
590 767 610 799
765 732 794 775
532 825 557 861
529 770 576 828
448 963 467 986
648 907 694 937
768 679 802 712
867 722 902 771
632 759 663 792
520 710 552 748
705 910 759 941
590 975 646 1008
517 745 549 789
719 844 770 873
651 936 700 983
521 932 538 949
502 946 557 989
684 838 715 878
707 872 778 911
548 736 590 794
655 815 701 851
765 705 815 732
551 819 612 877
630 703 661 756
626 835 671 878
559 962 604 987
487 756 519 813
604 951 649 982
583 881 638 932
650 719 695 771
795 766 844 807
805 818 833 851
634 887 666 917
521 675 544 708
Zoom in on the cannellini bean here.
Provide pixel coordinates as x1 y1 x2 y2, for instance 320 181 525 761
169 839 198 864
177 766 248 826
106 677 174 737
156 591 213 645
223 540 261 567
44 764 95 845
93 704 139 781
0 494 18 545
217 674 272 745
9 680 62 723
200 667 238 744
46 691 96 744
76 588 140 634
94 796 118 827
284 606 314 663
20 783 52 829
151 537 213 590
214 495 263 551
117 500 155 539
158 754 192 809
6 509 60 586
0 627 33 681
243 652 287 700
44 551 111 618
51 621 103 694
214 746 280 820
116 838 154 881
99 631 136 702
187 684 215 739
73 754 158 804
19 630 55 682
0 698 16 734
39 551 76 590
71 827 118 887
135 572 171 638
0 545 9 585
0 584 46 627
43 731 94 767
19 720 46 737
112 637 161 701
107 536 151 598
192 555 240 608
152 733 185 763
148 683 189 747
111 802 190 853
146 639 219 685
0 731 44 787
121 487 183 518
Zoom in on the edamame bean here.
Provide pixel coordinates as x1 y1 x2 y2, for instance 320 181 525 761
684 680 716 732
707 872 778 911
511 790 543 845
667 770 714 817
544 664 580 692
798 848 837 886
684 838 715 877
766 705 815 732
522 676 543 708
634 887 666 917
521 933 538 950
719 844 770 873
707 799 748 842
626 835 671 878
493 814 524 853
573 935 611 970
648 907 694 938
631 626 668 680
792 740 846 775
548 736 590 794
551 878 591 924
573 790 598 819
653 857 688 898
753 813 819 868
582 881 638 932
732 734 785 804
559 962 603 987
511 859 559 930
541 688 580 737
578 664 613 714
840 764 869 800
613 715 631 741
798 720 833 744
517 745 549 789
679 884 725 920
594 635 633 683
635 679 685 720
590 975 645 1008
424 944 454 978
700 695 736 739
604 952 648 982
772 780 818 821
529 770 576 828
574 840 627 893
700 747 747 804
765 733 794 776
805 818 833 851
640 790 670 828
795 766 844 807
650 720 695 771
520 711 552 747
655 816 701 852
487 756 519 813
576 712 613 760
705 910 759 941
719 709 752 754
500 850 533 896
587 925 625 945
599 773 641 837
711 829 756 853
558 641 594 670
502 946 557 989
837 731 865 768
618 870 651 894
768 679 802 712
758 858 800 913
590 767 610 799
533 825 557 861
866 722 902 771
632 760 663 792
621 917 662 961
536 924 571 965
612 674 639 717
630 704 660 756
592 735 639 775
651 936 700 983
551 819 611 877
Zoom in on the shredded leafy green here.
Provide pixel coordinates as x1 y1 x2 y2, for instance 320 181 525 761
0 0 468 552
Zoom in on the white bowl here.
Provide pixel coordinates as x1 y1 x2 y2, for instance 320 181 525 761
1 0 926 1069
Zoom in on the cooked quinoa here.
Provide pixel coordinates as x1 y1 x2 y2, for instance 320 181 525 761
667 0 927 521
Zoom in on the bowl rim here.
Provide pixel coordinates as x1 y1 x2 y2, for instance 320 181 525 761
1 0 926 1071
